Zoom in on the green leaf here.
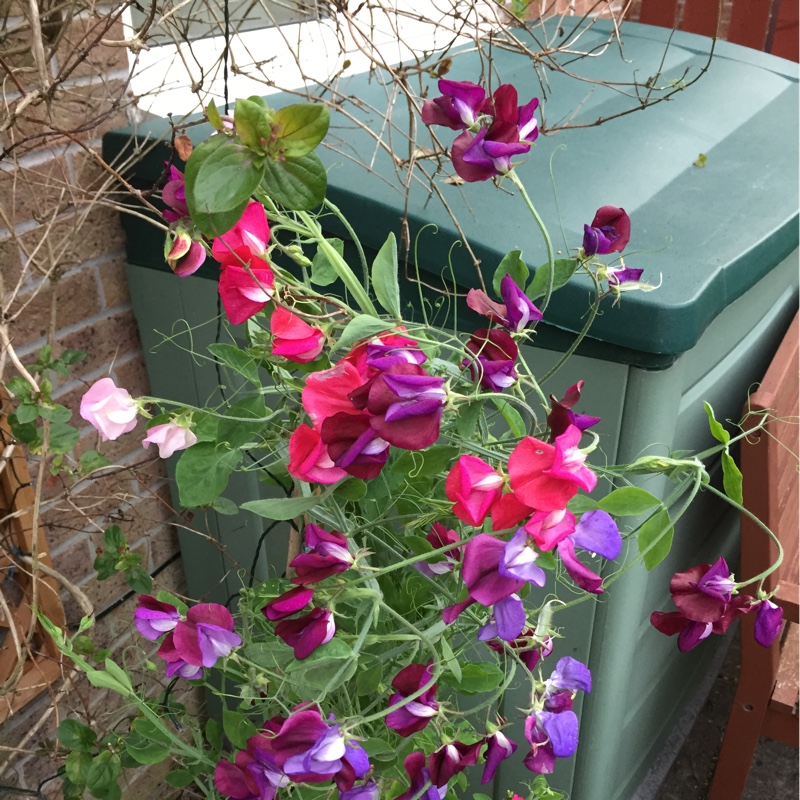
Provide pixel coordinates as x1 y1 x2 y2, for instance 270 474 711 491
491 397 526 438
274 104 330 158
362 738 395 759
218 396 269 448
693 152 708 168
205 718 223 751
123 565 152 594
85 751 121 798
332 315 395 354
192 138 264 215
721 451 743 505
598 487 661 516
492 249 528 296
124 734 169 765
185 135 249 237
208 342 260 384
62 778 85 800
65 751 93 785
637 508 674 570
703 402 730 445
207 102 224 131
567 494 599 514
473 794 494 800
261 152 327 211
455 401 483 439
243 642 294 671
222 709 259 750
527 258 579 301
103 525 126 551
241 487 333 521
440 637 462 683
211 496 239 516
39 404 71 423
372 233 401 318
166 770 196 788
392 445 459 479
444 662 505 695
49 421 80 454
58 720 97 752
334 478 368 501
311 238 344 286
15 402 39 424
157 590 189 615
234 97 272 152
79 450 110 472
285 638 357 692
5 375 33 399
175 442 242 508
356 664 382 696
103 658 132 691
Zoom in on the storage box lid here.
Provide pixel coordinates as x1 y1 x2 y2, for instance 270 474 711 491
104 21 798 367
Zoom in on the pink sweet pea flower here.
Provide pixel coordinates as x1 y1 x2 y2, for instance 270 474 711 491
212 201 270 263
287 424 347 484
275 608 335 659
302 361 366 429
524 509 576 551
290 524 353 585
161 164 189 222
464 328 519 391
445 455 503 527
582 206 631 257
547 381 601 441
508 425 597 512
262 586 314 621
218 254 275 325
80 378 139 441
157 632 205 680
142 421 197 458
270 307 325 363
165 228 207 277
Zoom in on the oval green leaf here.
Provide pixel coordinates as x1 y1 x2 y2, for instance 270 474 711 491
274 104 330 158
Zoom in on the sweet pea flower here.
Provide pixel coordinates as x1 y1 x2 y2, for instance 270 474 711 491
477 594 527 642
523 509 576 551
414 523 460 578
275 608 336 660
481 730 517 784
489 84 540 145
218 256 275 325
582 206 631 257
445 455 504 527
290 524 353 585
427 740 483 787
650 596 752 653
366 364 447 450
170 603 242 668
161 164 189 222
134 595 180 640
486 626 554 671
421 79 487 130
262 586 314 621
365 337 426 370
545 656 593 697
394 751 447 800
546 381 601 441
385 663 438 737
340 782 379 800
464 328 519 391
80 378 139 441
142 421 197 458
287 424 348 485
212 201 270 263
500 528 547 585
508 424 597 512
754 598 784 647
214 749 287 800
321 412 390 480
607 265 645 288
523 710 579 774
302 361 366 428
165 228 207 277
671 558 737 623
556 510 622 594
270 307 325 363
466 274 542 333
157 633 204 680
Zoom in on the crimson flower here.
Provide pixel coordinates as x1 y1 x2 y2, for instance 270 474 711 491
385 663 438 737
546 380 601 441
582 206 631 257
275 608 335 660
270 307 325 363
290 524 353 585
464 328 519 391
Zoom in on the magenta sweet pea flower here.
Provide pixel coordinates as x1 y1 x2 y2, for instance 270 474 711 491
80 378 139 441
393 752 447 800
302 361 366 429
275 608 335 660
218 256 275 325
290 524 353 585
321 412 390 480
157 633 204 680
385 663 438 737
607 265 644 287
270 307 325 363
134 595 180 640
445 455 504 527
421 79 487 131
508 424 597 512
650 596 753 652
287 424 348 485
464 328 519 391
212 201 270 263
262 586 314 621
340 782 379 800
671 558 737 623
214 749 287 800
365 338 426 370
556 510 621 594
366 364 447 450
427 740 483 787
162 164 189 222
414 523 460 578
546 381 601 441
523 509 576 551
489 84 539 145
170 603 242 668
142 421 197 458
754 598 783 647
481 730 517 784
582 206 631 257
466 274 541 333
523 710 579 774
165 228 207 276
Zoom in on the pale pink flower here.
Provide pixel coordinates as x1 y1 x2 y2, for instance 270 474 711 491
142 422 198 458
80 378 139 441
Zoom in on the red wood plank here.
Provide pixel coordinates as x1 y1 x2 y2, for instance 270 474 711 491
680 0 725 38
728 0 773 50
638 0 680 29
770 0 800 61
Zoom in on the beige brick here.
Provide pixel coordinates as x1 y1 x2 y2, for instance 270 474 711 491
50 535 92 584
55 16 130 80
111 354 151 399
0 157 74 226
9 267 102 347
57 308 141 378
147 523 180 571
98 256 131 307
0 236 24 291
152 558 187 598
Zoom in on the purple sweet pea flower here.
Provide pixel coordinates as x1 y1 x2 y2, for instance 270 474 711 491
453 123 531 182
500 274 542 331
694 556 736 603
754 598 783 647
386 663 438 737
421 79 487 131
428 740 483 787
464 328 519 392
340 782 379 800
284 723 346 777
214 750 287 800
500 529 547 586
545 656 593 696
162 164 189 222
365 339 427 370
489 84 539 145
262 586 314 621
546 381 601 441
321 412 390 480
275 608 335 660
670 558 739 623
394 752 448 800
167 603 242 668
157 633 204 680
415 523 460 578
134 595 181 640
478 594 527 642
481 730 517 784
607 265 644 287
557 510 622 594
290 524 354 585
582 206 631 257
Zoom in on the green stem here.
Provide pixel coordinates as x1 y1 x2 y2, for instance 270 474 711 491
324 198 370 293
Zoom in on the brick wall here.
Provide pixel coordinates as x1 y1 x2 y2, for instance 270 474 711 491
0 3 193 795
